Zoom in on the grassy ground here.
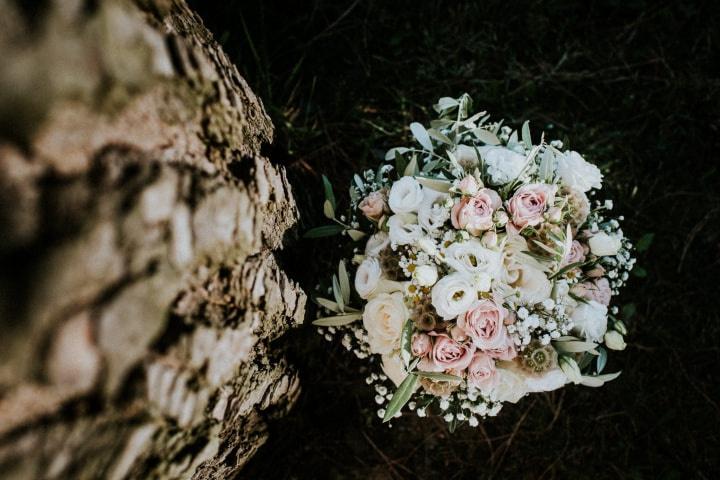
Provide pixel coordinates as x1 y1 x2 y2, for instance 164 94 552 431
191 1 720 478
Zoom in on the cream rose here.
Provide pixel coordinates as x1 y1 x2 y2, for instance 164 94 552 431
454 144 480 170
411 332 432 357
355 257 383 299
490 364 528 403
457 175 480 195
556 151 602 192
388 176 423 213
571 300 608 342
451 188 502 235
431 272 477 320
588 232 622 256
507 263 552 305
507 183 557 229
414 264 438 287
362 292 408 354
364 232 390 257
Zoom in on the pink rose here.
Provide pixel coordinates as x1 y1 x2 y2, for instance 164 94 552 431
484 335 518 360
359 190 387 220
457 299 508 350
571 278 612 306
467 352 498 392
450 188 502 235
457 175 480 195
563 240 587 266
411 333 432 357
586 264 606 278
507 183 557 228
431 333 476 371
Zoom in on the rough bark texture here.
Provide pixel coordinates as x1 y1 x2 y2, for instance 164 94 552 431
0 1 305 478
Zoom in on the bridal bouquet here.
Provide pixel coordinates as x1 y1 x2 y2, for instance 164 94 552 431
308 94 634 429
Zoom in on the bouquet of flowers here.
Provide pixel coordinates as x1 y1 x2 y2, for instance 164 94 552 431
308 94 634 429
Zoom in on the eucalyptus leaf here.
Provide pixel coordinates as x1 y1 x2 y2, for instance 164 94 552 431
553 339 598 353
332 275 344 312
473 128 501 146
383 373 418 423
385 147 410 161
312 313 362 326
347 229 366 241
596 346 608 374
304 224 345 238
636 233 654 252
538 148 556 182
580 371 621 387
521 120 532 149
427 128 453 145
404 156 418 176
338 260 351 305
414 371 462 382
323 199 335 219
410 122 433 152
322 175 336 211
315 297 340 313
415 176 451 193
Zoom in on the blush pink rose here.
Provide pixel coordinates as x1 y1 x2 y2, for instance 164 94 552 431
411 332 432 357
467 352 498 392
359 190 387 220
507 183 557 228
571 278 612 306
451 188 502 235
563 240 587 266
586 264 606 278
431 333 476 371
457 299 508 350
484 335 518 360
457 175 480 195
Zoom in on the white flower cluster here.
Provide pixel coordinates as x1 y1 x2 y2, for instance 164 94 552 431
313 94 635 430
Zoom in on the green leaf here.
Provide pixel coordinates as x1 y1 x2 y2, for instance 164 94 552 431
414 371 462 382
332 275 344 312
427 128 453 145
521 120 532 149
414 176 452 193
636 233 654 253
323 199 335 219
410 122 433 151
385 147 410 161
338 260 351 305
315 297 340 313
596 346 607 374
400 319 415 367
473 128 501 145
304 224 344 238
383 373 418 423
347 229 366 241
632 266 647 278
312 313 362 326
553 339 598 353
580 371 621 387
549 260 588 280
322 175 336 211
394 151 408 178
404 156 418 176
538 148 555 182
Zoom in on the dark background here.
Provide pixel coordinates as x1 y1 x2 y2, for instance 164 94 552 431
190 1 719 478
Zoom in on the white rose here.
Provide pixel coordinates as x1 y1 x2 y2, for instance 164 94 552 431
364 232 390 257
588 232 622 257
355 258 383 299
431 272 477 320
491 365 528 403
417 190 450 233
604 330 627 350
414 264 438 287
506 263 552 305
444 239 502 278
388 176 424 213
556 151 602 192
454 144 480 169
381 352 411 387
363 292 408 354
478 146 527 186
571 300 608 342
387 213 421 246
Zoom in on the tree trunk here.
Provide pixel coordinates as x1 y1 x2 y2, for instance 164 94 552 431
0 1 305 478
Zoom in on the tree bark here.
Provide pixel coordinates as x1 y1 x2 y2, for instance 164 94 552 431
0 1 305 478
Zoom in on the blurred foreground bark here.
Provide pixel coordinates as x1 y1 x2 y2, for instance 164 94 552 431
0 0 305 478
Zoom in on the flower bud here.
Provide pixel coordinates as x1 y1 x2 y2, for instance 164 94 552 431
604 330 626 350
559 356 582 384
